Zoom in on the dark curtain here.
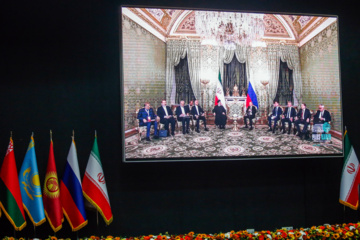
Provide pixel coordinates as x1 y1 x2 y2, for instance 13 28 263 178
174 55 195 104
274 60 294 105
223 56 247 96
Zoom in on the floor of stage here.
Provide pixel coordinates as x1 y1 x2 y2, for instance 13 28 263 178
124 125 342 160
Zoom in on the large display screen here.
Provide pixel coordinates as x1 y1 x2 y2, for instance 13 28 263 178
121 6 343 162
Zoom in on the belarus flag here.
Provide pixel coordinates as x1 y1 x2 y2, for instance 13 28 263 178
60 138 88 231
82 134 113 225
215 71 226 110
340 129 360 210
246 81 259 108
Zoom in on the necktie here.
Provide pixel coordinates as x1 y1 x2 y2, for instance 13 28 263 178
302 110 305 120
146 109 149 117
275 107 278 116
181 107 185 115
196 106 199 115
320 111 323 118
164 106 168 116
287 107 291 118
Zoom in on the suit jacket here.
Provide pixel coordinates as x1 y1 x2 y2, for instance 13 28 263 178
283 106 297 119
245 106 257 118
176 105 190 118
297 108 311 121
314 110 331 123
191 104 205 116
185 104 193 113
157 105 174 121
137 108 156 126
271 106 283 117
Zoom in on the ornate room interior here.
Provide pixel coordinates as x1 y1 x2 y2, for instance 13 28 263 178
122 7 341 135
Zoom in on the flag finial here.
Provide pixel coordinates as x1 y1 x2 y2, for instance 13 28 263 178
32 132 34 137
95 130 97 138
72 130 75 139
50 130 52 141
10 131 12 139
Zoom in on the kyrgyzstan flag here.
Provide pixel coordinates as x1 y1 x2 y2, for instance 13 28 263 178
340 128 360 209
60 137 88 231
246 81 259 108
215 71 226 110
82 133 113 225
0 137 27 231
43 137 63 232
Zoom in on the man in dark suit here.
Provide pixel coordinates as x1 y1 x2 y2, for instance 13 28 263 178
191 99 209 133
243 101 257 130
268 101 283 133
157 99 176 136
313 104 331 124
281 101 297 134
137 102 158 141
294 103 311 140
176 100 190 134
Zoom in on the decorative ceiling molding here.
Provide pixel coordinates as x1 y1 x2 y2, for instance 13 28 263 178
174 11 196 34
122 7 166 42
263 14 290 38
263 15 296 40
299 17 337 47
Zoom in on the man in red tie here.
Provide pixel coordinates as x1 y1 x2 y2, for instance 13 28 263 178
294 103 311 140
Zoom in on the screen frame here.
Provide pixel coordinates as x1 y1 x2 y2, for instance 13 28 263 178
120 5 344 163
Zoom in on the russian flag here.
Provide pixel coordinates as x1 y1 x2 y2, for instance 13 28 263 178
246 81 259 108
60 138 88 231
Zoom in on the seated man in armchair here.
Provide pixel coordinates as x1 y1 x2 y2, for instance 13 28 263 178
268 101 282 133
157 100 176 137
176 100 191 134
294 103 311 140
281 101 297 134
137 102 159 141
313 104 331 124
212 100 227 129
243 101 257 130
191 99 209 133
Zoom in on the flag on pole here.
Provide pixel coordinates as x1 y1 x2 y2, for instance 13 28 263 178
0 137 27 231
246 81 259 108
214 71 226 110
60 137 88 231
83 133 113 225
43 136 63 232
19 135 46 226
340 128 360 209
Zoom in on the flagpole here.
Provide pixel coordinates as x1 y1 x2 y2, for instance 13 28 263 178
50 129 52 141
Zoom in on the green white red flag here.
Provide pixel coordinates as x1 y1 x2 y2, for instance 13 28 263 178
82 134 113 225
0 137 27 231
340 129 360 209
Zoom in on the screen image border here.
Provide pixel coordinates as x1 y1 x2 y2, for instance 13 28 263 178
120 5 344 163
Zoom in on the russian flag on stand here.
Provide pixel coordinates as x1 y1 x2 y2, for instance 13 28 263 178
60 137 88 231
246 81 259 108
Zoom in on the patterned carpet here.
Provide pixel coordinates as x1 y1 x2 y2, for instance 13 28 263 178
124 125 343 161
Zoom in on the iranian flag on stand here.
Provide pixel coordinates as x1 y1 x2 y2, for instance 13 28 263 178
214 71 226 110
82 133 113 225
340 128 360 209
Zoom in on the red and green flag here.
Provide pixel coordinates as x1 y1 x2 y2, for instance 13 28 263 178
0 137 27 231
82 134 113 225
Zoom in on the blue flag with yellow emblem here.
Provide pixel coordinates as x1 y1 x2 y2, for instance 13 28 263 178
19 135 46 226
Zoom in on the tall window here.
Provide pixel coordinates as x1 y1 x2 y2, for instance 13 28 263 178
274 60 294 105
223 56 247 96
174 55 195 104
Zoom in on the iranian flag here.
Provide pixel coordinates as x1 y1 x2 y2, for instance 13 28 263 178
340 129 360 209
215 71 226 110
0 137 27 231
82 134 113 225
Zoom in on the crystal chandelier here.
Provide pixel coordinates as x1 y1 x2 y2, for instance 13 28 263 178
195 11 265 49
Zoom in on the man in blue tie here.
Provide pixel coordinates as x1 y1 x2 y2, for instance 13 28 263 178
268 101 282 133
137 102 158 141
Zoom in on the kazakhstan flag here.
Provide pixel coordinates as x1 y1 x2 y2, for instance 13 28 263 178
19 135 46 226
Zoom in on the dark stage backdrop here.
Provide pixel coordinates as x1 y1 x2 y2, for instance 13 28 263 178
1 0 360 238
